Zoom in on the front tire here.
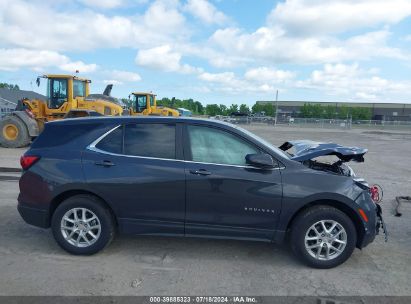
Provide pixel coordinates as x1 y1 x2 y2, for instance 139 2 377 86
0 115 30 148
51 195 115 255
290 205 357 268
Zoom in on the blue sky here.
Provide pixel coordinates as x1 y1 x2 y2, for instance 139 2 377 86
1 0 411 106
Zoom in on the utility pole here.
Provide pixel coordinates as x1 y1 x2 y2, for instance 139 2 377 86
274 89 279 127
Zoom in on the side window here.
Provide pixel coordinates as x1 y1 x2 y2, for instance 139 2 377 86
187 125 259 166
73 80 86 98
96 126 123 154
124 124 175 159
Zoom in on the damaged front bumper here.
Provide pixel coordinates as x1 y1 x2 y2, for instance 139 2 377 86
376 203 388 242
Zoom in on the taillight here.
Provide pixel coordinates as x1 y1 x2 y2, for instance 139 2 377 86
370 184 383 204
20 155 40 170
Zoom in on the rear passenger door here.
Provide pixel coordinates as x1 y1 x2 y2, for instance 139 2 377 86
82 122 186 236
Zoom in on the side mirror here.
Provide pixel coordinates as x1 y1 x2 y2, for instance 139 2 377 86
245 153 274 168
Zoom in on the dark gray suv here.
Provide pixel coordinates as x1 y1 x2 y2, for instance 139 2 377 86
17 117 385 268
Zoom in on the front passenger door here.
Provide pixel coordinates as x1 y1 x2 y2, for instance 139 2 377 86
184 124 283 241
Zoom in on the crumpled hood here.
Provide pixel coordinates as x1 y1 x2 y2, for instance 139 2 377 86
279 140 367 162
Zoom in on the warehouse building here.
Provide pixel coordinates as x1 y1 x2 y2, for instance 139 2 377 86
256 100 411 121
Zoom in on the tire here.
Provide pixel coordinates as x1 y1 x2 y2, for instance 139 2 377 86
0 115 31 148
290 205 357 269
51 195 115 255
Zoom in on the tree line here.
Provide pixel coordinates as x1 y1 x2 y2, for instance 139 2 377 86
121 96 373 120
1 82 373 120
300 103 372 120
0 83 20 90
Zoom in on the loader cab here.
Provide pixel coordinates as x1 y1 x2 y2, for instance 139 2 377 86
40 75 90 109
130 93 155 114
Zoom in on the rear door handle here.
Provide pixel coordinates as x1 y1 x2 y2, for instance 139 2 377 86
94 160 115 167
189 169 211 176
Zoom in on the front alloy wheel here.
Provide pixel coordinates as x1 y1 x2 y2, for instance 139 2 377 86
304 220 347 261
290 205 357 268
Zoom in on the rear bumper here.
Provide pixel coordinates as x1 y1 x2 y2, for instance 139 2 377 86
17 202 49 228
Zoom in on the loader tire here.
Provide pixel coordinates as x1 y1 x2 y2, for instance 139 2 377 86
0 115 31 148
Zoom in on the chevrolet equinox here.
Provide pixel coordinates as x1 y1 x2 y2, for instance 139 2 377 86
17 117 385 268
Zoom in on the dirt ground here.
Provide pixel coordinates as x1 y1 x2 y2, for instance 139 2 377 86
0 125 410 296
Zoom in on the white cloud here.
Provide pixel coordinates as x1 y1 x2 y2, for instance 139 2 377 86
103 70 141 85
59 61 98 73
198 71 281 94
244 67 295 83
103 80 123 86
184 0 228 25
210 27 408 65
268 0 411 36
204 1 411 68
135 45 201 74
0 0 188 51
297 63 411 101
80 0 124 9
0 48 97 72
110 70 141 82
196 63 411 101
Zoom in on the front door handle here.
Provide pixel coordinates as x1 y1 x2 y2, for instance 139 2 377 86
94 160 115 167
190 169 211 176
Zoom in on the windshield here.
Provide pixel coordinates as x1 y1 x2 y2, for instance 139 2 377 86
47 78 68 109
234 125 291 160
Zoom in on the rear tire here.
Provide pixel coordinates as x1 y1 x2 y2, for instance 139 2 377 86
0 115 30 148
51 195 115 255
290 205 357 268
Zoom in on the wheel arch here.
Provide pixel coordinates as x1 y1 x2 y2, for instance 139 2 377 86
49 189 118 227
285 199 365 248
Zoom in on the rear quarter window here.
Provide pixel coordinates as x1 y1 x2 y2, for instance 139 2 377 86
31 123 101 148
95 126 123 154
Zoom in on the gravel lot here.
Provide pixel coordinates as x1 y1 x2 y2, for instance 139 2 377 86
0 125 410 296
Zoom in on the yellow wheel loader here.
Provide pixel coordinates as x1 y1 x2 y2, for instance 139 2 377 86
128 92 179 117
0 75 123 148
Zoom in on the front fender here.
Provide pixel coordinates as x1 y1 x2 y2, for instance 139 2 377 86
13 111 39 137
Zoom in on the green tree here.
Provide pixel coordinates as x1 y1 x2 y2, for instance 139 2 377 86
205 104 221 116
228 104 239 114
218 104 228 116
239 104 250 114
0 83 19 90
338 105 349 119
120 97 133 109
157 97 205 115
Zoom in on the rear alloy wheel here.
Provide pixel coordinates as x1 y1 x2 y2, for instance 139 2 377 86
290 205 357 268
52 195 115 255
60 208 102 248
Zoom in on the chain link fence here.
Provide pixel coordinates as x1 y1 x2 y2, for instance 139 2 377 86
211 116 411 131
